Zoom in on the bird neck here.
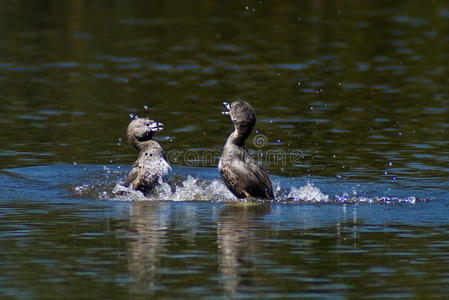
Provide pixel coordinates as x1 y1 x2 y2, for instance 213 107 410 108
129 134 154 150
226 125 252 147
136 140 158 151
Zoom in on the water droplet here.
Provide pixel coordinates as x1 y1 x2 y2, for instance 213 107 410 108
277 139 281 143
73 162 77 165
392 176 397 180
297 81 301 86
143 105 148 110
245 5 249 10
388 161 392 167
398 132 402 136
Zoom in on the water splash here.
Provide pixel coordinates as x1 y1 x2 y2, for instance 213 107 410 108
110 175 237 202
287 182 329 202
66 165 421 205
333 194 417 204
108 178 419 205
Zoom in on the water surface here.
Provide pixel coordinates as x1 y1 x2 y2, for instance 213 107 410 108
1 1 449 299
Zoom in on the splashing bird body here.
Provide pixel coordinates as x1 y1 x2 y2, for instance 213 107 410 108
124 117 172 195
218 101 274 199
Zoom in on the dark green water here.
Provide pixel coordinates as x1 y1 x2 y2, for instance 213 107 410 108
2 1 449 299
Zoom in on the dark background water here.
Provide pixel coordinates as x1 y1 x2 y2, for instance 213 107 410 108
2 1 449 299
2 0 449 181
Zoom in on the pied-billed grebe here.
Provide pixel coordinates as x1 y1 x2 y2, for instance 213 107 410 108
124 117 172 195
218 101 274 199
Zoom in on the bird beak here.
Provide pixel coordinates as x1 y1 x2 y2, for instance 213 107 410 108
222 102 230 115
149 122 164 131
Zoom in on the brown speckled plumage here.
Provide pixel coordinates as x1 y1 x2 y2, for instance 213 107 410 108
124 117 172 195
218 101 274 200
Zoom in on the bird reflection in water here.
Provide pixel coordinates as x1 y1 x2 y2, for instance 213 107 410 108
217 203 271 298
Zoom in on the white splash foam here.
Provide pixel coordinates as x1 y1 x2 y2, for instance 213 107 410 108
111 175 237 202
332 192 418 204
157 175 237 201
92 171 420 205
272 180 282 198
288 182 329 202
74 184 89 194
111 183 147 201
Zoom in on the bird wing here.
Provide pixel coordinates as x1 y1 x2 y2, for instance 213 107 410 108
219 162 245 198
242 156 274 199
220 150 273 199
124 162 140 187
